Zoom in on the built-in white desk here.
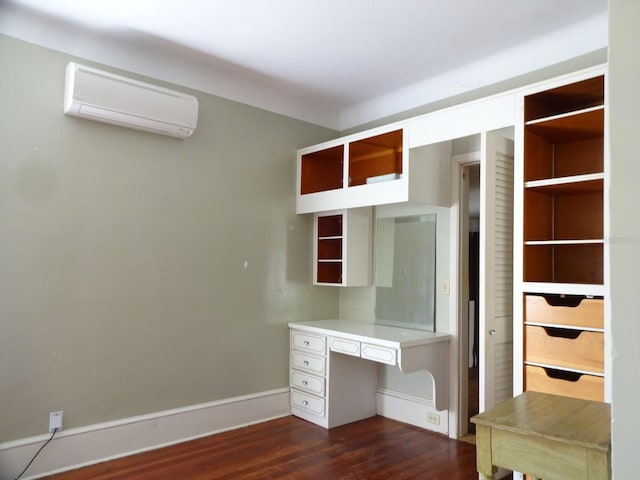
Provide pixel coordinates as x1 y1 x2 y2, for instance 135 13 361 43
288 320 451 429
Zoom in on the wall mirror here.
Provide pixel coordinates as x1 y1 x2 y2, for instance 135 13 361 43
374 214 436 331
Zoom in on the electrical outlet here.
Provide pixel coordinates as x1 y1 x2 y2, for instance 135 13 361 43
426 412 440 425
49 411 63 433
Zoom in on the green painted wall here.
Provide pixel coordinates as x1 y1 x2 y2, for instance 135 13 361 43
0 34 338 441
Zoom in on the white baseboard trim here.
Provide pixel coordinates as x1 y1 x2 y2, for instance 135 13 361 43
0 388 290 480
376 388 449 435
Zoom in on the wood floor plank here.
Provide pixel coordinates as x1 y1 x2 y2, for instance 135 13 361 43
41 416 479 479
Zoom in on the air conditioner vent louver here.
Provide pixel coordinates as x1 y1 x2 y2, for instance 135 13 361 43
63 62 198 139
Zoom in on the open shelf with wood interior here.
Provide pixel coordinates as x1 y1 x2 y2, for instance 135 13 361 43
523 75 604 288
348 129 403 186
313 208 372 286
300 145 344 195
315 213 343 284
296 128 413 214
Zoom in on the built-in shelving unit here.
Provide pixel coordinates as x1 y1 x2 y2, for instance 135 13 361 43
519 73 606 402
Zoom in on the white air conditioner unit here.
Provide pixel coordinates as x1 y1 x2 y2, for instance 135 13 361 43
63 62 198 139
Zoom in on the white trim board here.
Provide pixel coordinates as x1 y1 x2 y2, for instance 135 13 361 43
0 388 290 480
376 388 449 436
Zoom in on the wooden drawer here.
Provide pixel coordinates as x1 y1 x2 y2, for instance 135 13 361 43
525 325 604 373
291 371 325 396
291 390 325 416
291 351 325 375
525 365 604 402
524 294 603 329
329 337 360 357
361 343 396 365
291 331 326 355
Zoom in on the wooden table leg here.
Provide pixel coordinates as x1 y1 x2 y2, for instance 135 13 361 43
475 425 496 479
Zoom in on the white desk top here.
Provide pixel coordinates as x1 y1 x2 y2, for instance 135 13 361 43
288 320 450 349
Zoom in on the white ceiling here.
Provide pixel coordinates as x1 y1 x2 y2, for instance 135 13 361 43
0 0 608 130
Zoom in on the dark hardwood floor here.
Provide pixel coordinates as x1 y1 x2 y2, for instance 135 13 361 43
42 415 479 479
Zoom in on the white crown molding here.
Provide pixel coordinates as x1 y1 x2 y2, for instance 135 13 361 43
0 4 607 133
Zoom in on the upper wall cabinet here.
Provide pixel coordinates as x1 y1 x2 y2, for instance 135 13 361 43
297 127 449 213
296 93 517 214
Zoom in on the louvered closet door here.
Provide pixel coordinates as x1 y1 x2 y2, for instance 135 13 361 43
479 131 514 412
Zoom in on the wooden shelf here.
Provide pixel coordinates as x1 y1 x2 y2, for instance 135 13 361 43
524 361 605 378
525 173 603 194
525 321 604 333
522 282 604 297
525 239 603 246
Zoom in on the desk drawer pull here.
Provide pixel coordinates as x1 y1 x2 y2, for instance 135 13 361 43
302 400 308 406
304 340 310 345
302 380 308 385
303 360 309 365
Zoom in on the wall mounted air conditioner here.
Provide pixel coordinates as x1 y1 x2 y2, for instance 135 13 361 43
63 62 198 139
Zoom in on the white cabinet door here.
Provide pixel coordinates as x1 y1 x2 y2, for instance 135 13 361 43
479 131 514 412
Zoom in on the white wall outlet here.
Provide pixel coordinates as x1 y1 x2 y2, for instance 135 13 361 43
49 411 63 433
426 412 440 425
439 279 450 295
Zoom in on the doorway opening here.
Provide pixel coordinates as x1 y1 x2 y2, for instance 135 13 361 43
465 164 481 434
453 128 514 440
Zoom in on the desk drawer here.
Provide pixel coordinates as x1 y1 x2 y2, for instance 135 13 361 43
361 343 397 365
291 351 325 375
329 337 361 357
291 371 325 396
525 325 604 373
291 331 326 355
525 365 604 402
525 295 603 329
291 390 325 416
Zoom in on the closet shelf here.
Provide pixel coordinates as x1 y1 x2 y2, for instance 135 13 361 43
525 173 603 194
526 106 604 143
525 105 604 126
524 361 605 378
525 239 603 246
523 282 604 297
524 321 604 333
